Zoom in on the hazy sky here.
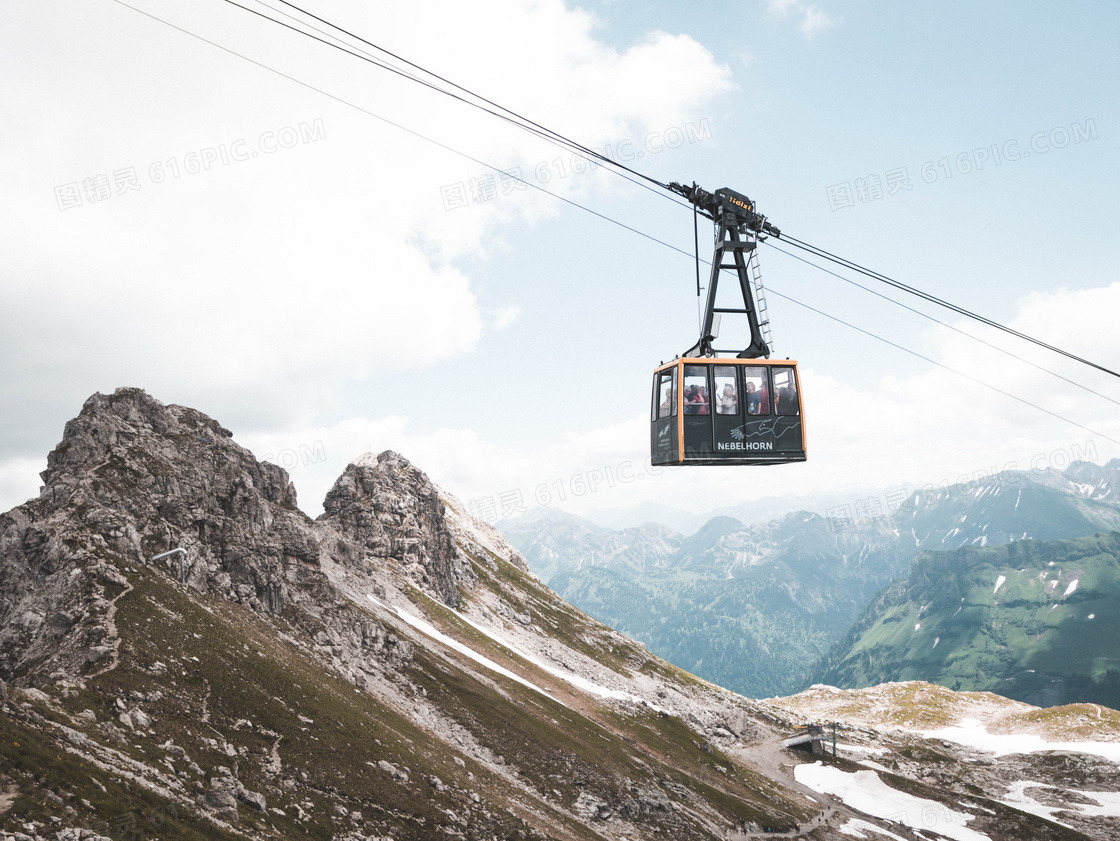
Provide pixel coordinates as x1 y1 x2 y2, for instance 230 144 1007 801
3 0 1118 526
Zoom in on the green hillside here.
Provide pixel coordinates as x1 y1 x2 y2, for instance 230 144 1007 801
818 532 1120 708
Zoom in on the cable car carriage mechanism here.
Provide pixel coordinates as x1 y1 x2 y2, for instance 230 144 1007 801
651 183 806 465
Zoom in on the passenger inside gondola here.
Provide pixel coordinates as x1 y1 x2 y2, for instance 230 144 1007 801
657 373 674 419
683 367 708 415
714 367 738 415
744 368 770 415
689 386 709 414
777 383 798 415
773 368 799 416
717 383 737 414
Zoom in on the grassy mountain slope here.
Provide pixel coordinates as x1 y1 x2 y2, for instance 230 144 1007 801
818 532 1120 708
0 548 810 841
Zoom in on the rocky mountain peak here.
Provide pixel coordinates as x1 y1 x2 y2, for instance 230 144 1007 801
41 386 296 510
320 449 474 607
0 389 483 684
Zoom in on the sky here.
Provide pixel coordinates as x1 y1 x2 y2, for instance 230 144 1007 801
2 0 1119 531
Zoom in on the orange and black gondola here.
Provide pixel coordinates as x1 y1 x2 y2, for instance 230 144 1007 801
651 183 806 465
651 358 805 465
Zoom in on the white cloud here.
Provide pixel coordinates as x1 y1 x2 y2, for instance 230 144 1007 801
3 1 1112 532
0 458 46 512
234 413 653 519
6 282 1115 522
765 0 836 40
765 0 802 16
789 283 1120 494
489 305 522 331
799 6 836 39
0 0 731 474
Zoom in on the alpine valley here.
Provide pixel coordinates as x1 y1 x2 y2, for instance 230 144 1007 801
2 388 1119 841
498 460 1120 701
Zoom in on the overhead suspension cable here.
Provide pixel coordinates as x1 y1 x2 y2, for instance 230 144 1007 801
777 233 1120 380
765 289 1120 448
112 0 1117 441
222 0 684 207
268 0 672 187
242 0 1117 384
110 0 693 260
222 1 576 149
224 0 1118 383
764 240 1120 409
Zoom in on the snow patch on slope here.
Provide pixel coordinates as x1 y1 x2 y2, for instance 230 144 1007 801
838 818 908 839
1000 781 1120 826
453 602 663 710
922 718 1120 764
794 762 988 841
368 594 558 703
368 594 664 712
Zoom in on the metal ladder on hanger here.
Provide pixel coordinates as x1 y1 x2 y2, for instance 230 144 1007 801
748 249 773 355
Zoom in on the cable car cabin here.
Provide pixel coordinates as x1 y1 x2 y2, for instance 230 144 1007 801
650 358 805 465
653 182 806 465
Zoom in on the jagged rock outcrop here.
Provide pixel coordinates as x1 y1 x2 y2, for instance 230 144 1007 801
198 766 267 821
0 388 472 685
320 451 476 607
0 389 322 682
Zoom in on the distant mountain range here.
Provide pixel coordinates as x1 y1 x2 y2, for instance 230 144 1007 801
516 509 910 699
499 460 1120 700
580 488 889 535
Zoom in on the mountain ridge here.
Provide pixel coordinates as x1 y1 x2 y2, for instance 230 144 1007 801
2 387 1119 840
